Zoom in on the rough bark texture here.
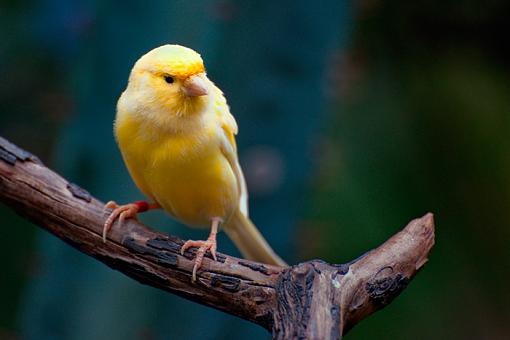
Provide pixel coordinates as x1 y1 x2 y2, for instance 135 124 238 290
0 136 435 339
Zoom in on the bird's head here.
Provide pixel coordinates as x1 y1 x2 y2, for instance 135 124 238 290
124 44 211 121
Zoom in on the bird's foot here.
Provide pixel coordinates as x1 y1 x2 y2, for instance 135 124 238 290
102 201 148 242
180 236 218 282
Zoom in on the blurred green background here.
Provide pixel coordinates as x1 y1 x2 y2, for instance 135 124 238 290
1 1 509 339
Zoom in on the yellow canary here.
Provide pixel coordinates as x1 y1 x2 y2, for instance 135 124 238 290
103 44 286 280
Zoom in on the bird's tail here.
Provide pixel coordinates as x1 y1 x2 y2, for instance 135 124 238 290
223 209 287 267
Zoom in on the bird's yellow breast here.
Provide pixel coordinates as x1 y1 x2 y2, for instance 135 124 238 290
115 113 238 227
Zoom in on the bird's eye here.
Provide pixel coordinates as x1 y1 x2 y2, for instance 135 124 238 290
164 75 174 84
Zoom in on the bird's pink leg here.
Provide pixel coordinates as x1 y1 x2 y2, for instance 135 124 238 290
103 200 160 242
180 217 221 282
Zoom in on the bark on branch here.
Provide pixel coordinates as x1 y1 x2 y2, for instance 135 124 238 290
0 136 435 339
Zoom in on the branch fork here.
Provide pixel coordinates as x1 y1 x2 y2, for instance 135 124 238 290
0 136 435 339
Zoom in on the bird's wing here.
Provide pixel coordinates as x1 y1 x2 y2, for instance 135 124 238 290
215 92 249 217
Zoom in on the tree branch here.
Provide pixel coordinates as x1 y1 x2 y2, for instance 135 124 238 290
0 136 434 339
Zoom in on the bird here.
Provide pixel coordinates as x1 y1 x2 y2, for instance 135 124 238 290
103 44 287 280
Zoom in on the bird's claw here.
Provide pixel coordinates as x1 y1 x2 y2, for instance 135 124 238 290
102 201 139 242
180 238 218 282
104 200 118 211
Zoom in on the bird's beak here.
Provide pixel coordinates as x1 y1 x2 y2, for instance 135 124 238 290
182 74 209 97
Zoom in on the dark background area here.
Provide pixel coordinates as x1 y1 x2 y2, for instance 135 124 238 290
1 1 509 339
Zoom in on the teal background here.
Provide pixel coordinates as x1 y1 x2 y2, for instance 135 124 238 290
1 1 509 339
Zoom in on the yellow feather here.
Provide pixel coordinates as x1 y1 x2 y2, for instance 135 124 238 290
114 44 285 265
